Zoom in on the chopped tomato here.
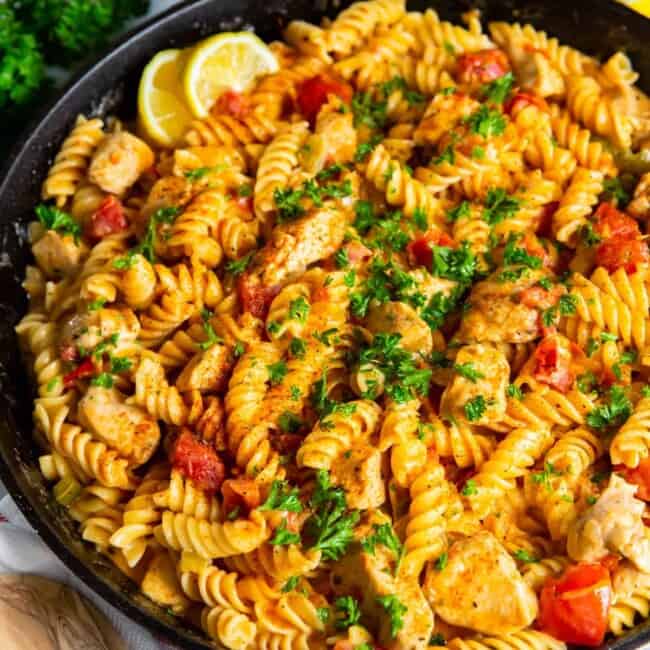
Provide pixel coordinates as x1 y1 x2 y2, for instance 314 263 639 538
616 458 650 500
237 274 280 320
456 48 510 84
63 357 94 388
600 554 621 573
537 201 560 238
504 90 549 116
87 196 128 240
593 202 640 240
522 233 555 269
170 429 225 493
343 240 372 266
533 336 574 393
539 562 611 646
520 284 563 310
296 74 353 124
221 478 261 516
215 89 250 119
407 229 455 268
597 237 649 274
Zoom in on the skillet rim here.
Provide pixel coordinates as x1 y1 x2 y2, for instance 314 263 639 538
2 0 650 648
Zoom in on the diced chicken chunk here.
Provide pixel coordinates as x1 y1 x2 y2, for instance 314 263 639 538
32 231 84 278
78 386 160 466
253 207 347 287
330 445 386 510
440 343 509 425
175 343 231 393
423 530 538 635
141 551 189 613
331 511 433 650
567 474 650 572
315 106 357 164
88 132 154 196
366 302 433 355
141 176 193 221
457 270 548 343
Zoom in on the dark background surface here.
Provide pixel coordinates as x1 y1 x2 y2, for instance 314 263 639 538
2 1 650 648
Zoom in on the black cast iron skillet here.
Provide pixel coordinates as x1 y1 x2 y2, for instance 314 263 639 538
2 0 650 647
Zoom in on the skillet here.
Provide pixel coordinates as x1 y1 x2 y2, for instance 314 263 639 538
2 0 650 647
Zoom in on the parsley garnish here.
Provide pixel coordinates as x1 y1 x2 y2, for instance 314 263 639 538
267 361 288 386
507 384 524 400
90 372 113 388
430 634 447 646
198 309 223 351
360 522 403 566
532 462 564 492
461 479 478 496
503 233 542 269
278 411 303 433
303 470 360 560
434 144 455 166
586 385 632 430
602 177 630 206
35 204 81 242
282 576 299 592
464 105 506 138
482 72 514 104
483 188 520 225
581 223 602 247
259 480 303 512
435 552 448 571
376 595 407 639
311 370 357 418
184 164 227 180
334 596 362 630
289 337 306 358
453 362 485 383
412 206 428 231
446 201 471 222
354 134 383 162
471 146 485 159
87 298 106 311
513 549 539 563
334 248 349 268
270 519 301 545
225 252 254 276
289 296 310 322
110 356 132 374
431 242 476 284
464 395 489 421
352 91 387 130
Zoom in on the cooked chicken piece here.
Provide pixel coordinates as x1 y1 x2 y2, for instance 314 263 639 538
627 172 650 222
440 343 509 426
71 308 141 353
315 105 357 165
32 231 84 278
423 530 538 635
568 475 650 572
88 132 154 196
408 269 458 303
141 550 189 613
78 386 160 466
515 52 565 98
366 301 433 355
330 444 386 510
141 175 193 221
457 269 548 343
331 511 433 650
252 207 347 287
175 343 231 393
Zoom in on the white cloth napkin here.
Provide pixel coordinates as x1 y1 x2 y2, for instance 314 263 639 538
0 493 180 649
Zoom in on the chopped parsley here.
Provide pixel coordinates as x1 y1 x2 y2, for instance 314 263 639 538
482 72 514 104
507 384 524 400
435 552 448 571
90 372 113 388
303 470 360 560
412 206 428 231
421 289 463 331
289 296 310 322
464 105 506 138
267 361 288 386
289 337 306 359
334 596 362 631
580 223 602 247
225 252 254 276
274 173 352 222
431 242 476 284
576 371 598 394
376 594 407 639
87 298 106 311
513 549 539 563
278 411 303 433
311 370 357 418
352 90 387 130
586 385 632 430
198 309 223 351
464 395 489 421
270 519 301 545
35 204 81 242
461 479 478 496
184 164 227 180
110 356 132 374
532 462 564 492
354 134 383 163
446 200 471 222
482 188 521 225
360 522 403 566
434 144 455 166
238 183 253 197
430 634 447 646
602 177 630 206
453 362 485 383
503 233 542 269
259 480 303 512
334 248 349 268
282 576 299 592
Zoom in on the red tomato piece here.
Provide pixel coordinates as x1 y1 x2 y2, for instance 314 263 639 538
504 90 549 116
63 357 94 388
59 343 78 362
616 458 650 501
221 478 261 516
533 336 574 393
407 230 455 268
237 274 280 320
296 74 353 123
87 196 128 240
597 237 649 274
170 429 225 493
456 48 510 84
593 202 640 240
539 562 611 646
215 89 250 119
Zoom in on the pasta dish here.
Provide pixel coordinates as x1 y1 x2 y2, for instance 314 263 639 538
14 1 650 648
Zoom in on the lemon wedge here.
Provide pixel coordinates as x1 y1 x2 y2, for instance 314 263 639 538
182 32 279 119
137 48 194 147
